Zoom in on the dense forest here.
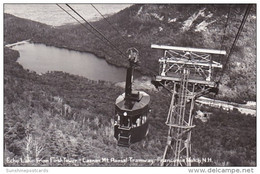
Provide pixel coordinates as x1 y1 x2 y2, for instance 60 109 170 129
3 46 256 166
4 4 256 166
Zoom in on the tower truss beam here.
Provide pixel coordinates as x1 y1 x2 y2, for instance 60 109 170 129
151 44 227 55
152 44 223 166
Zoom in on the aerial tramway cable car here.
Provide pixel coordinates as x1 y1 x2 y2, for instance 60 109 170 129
114 48 150 147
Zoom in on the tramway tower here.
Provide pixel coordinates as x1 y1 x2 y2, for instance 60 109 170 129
151 44 226 166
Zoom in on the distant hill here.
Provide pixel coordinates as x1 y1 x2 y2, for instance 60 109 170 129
4 4 256 102
4 13 51 44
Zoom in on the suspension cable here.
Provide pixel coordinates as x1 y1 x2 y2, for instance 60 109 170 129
65 4 128 59
56 4 107 44
217 4 252 83
58 4 158 77
56 4 120 59
217 5 232 64
214 5 231 83
90 4 132 48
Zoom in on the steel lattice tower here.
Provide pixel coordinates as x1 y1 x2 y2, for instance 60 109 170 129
151 44 225 166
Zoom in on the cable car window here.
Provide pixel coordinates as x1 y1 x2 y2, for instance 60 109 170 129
121 116 130 127
142 115 147 124
115 114 120 122
136 117 141 126
117 114 120 123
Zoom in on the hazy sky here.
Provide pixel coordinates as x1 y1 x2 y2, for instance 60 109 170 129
4 4 132 26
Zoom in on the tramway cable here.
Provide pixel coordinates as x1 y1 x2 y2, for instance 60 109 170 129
211 5 231 104
90 4 158 77
65 4 129 60
57 4 154 147
56 4 123 61
150 5 253 166
217 5 232 63
56 4 253 155
58 4 158 77
90 4 132 48
217 4 252 83
56 4 108 44
66 4 158 77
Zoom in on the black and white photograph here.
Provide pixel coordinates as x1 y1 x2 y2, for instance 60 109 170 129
2 1 257 173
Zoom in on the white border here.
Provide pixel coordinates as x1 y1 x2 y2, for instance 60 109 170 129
1 1 259 174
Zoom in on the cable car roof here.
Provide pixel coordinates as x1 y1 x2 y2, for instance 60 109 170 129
115 91 150 117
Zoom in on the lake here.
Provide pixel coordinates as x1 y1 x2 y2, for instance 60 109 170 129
8 41 127 82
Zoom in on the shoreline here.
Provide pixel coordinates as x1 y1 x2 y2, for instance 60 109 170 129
4 7 256 102
5 39 128 69
6 40 256 109
6 39 144 79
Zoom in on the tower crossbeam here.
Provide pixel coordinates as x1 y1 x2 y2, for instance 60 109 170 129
151 44 225 166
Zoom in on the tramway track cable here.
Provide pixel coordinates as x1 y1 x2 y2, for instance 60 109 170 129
58 4 159 79
214 4 252 102
56 4 106 43
217 5 232 63
65 4 129 60
217 4 252 84
90 4 132 48
56 4 120 60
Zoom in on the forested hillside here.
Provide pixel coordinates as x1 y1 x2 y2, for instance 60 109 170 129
3 46 256 166
4 4 256 166
4 4 256 102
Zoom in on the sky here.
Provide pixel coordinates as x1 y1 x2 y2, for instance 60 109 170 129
4 4 132 26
